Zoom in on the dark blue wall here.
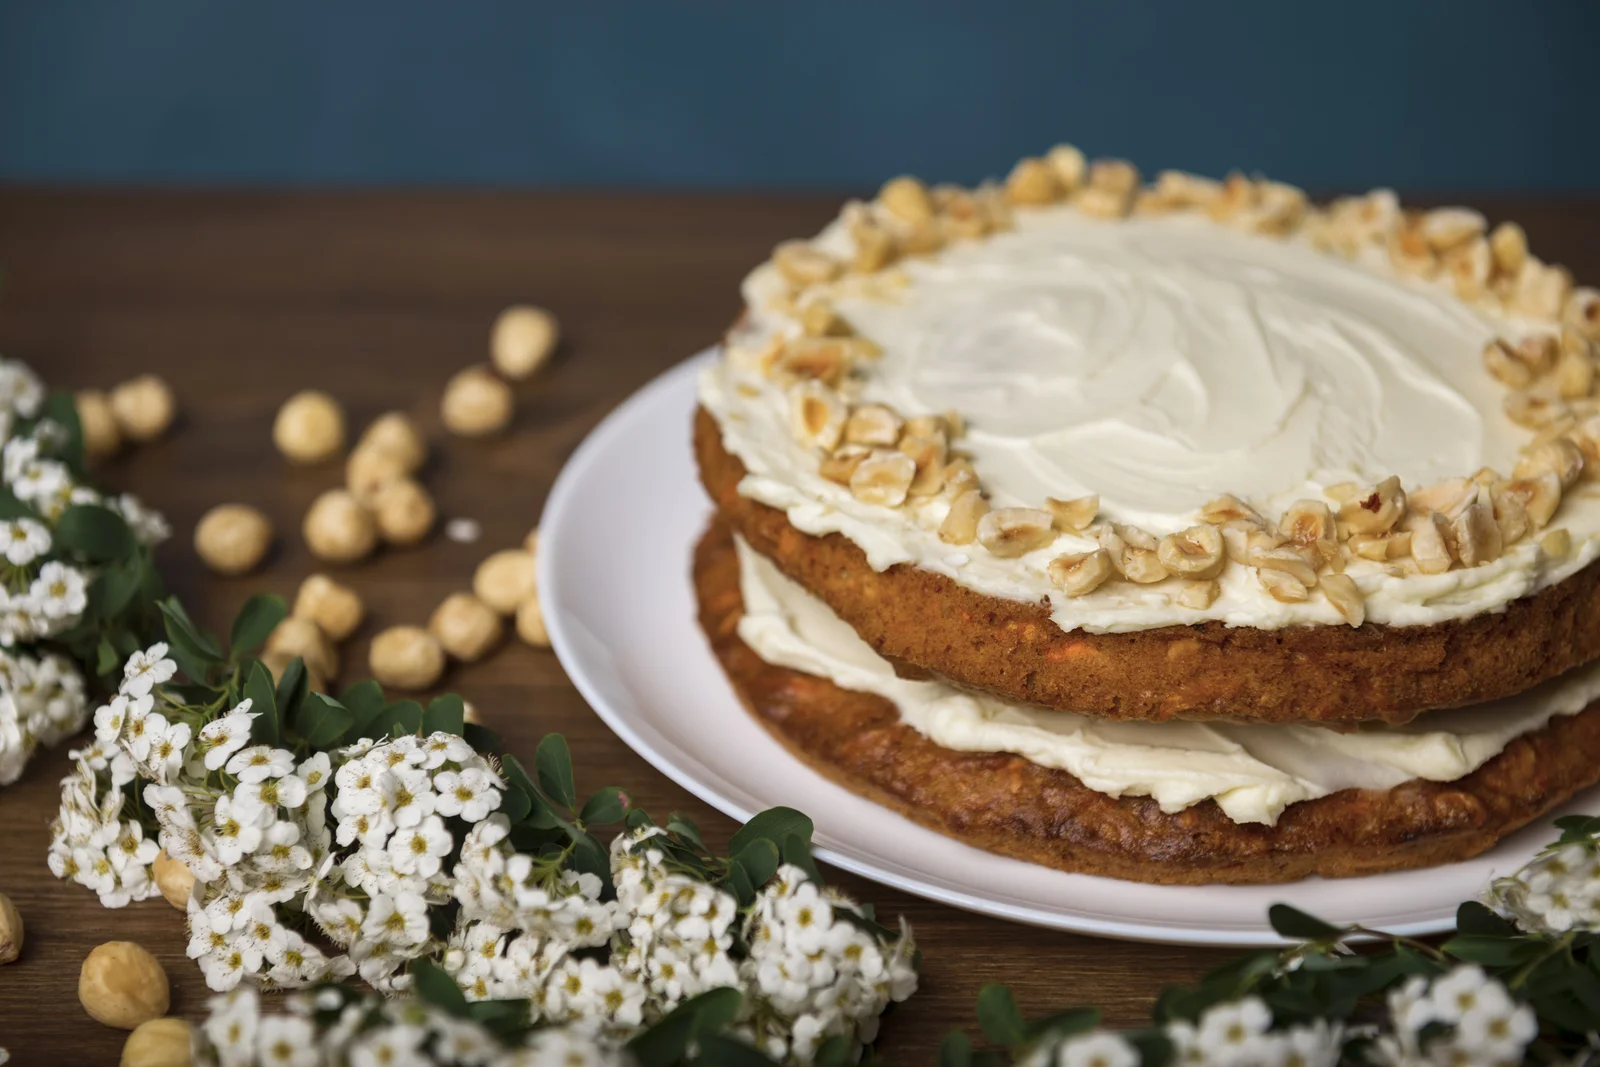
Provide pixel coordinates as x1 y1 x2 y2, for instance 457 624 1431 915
1 2 1596 190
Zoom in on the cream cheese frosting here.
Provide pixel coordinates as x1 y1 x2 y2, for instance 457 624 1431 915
701 203 1600 633
734 535 1600 826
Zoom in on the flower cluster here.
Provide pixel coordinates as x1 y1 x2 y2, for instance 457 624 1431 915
46 739 161 908
739 863 918 1061
1491 833 1600 936
193 984 627 1067
0 648 89 784
1373 965 1537 1066
0 358 169 787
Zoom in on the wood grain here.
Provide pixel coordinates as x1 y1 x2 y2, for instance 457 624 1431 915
0 189 1595 1063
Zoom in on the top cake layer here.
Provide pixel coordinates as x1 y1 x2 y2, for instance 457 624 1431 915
702 151 1600 637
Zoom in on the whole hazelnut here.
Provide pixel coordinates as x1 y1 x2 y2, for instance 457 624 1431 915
0 891 22 963
373 478 436 546
463 700 482 725
303 489 377 563
265 616 339 681
260 648 327 694
428 592 504 662
79 941 170 1029
75 390 122 460
472 549 538 615
292 573 365 643
346 444 409 504
524 526 540 557
369 626 446 691
357 412 427 473
121 1017 194 1067
516 595 550 648
151 851 195 911
109 375 177 443
491 305 560 380
441 365 514 437
193 504 274 576
273 389 346 464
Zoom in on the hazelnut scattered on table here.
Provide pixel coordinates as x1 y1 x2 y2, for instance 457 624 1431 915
524 526 540 556
442 365 513 437
292 574 365 643
75 390 122 460
273 389 346 464
373 478 436 546
151 851 194 911
109 375 177 443
346 444 410 505
0 891 22 963
194 504 274 576
516 595 550 648
369 625 445 690
463 700 482 725
79 941 169 1029
121 1017 194 1067
472 549 537 615
303 489 377 563
491 305 559 379
429 592 504 662
357 412 427 474
265 616 340 681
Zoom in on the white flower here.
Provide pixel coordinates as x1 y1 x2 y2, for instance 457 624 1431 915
299 752 332 793
432 767 501 822
381 766 437 829
93 696 130 744
30 561 87 619
1195 996 1273 1058
0 518 50 565
199 705 258 770
387 814 453 878
227 745 296 783
255 1014 320 1067
123 708 168 762
143 719 192 781
121 644 177 697
201 986 260 1060
362 890 430 948
347 1025 425 1067
209 795 265 865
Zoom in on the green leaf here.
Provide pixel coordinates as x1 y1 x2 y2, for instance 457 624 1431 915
732 838 781 892
382 700 423 739
499 787 532 824
229 594 287 658
159 599 224 679
626 986 744 1067
1456 901 1517 938
626 808 655 832
579 786 628 826
1026 1007 1100 1042
813 1036 851 1067
939 1032 972 1067
0 484 33 520
781 832 823 885
245 660 277 727
462 722 500 753
729 807 813 860
667 813 706 850
975 984 1026 1047
1127 1029 1176 1067
727 861 757 907
53 504 135 562
296 692 355 749
249 658 288 745
95 637 120 677
1440 936 1546 968
42 391 86 470
1267 904 1346 942
422 694 466 736
338 679 389 743
536 734 577 809
692 1034 781 1066
409 957 471 1018
96 558 143 620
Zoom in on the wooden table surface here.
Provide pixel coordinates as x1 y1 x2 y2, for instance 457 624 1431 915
0 189 1596 1064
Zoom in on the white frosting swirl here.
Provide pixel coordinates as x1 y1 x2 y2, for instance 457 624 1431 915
703 204 1600 633
735 536 1600 826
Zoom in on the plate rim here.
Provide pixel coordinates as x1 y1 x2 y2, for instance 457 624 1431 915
538 350 1575 947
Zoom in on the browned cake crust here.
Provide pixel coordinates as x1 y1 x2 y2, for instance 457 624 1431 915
695 516 1600 884
696 406 1600 726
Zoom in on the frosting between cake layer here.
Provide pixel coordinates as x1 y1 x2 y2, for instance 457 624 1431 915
701 206 1600 633
733 535 1600 826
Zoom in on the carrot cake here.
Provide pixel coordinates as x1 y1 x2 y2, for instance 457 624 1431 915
696 148 1600 724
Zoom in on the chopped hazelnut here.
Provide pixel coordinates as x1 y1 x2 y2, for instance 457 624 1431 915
1048 549 1113 597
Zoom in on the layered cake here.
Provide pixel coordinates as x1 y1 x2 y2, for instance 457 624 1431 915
693 146 1600 882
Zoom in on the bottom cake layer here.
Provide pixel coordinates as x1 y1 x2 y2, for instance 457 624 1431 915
694 516 1600 885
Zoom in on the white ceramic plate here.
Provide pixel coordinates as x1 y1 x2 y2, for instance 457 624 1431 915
539 351 1597 946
